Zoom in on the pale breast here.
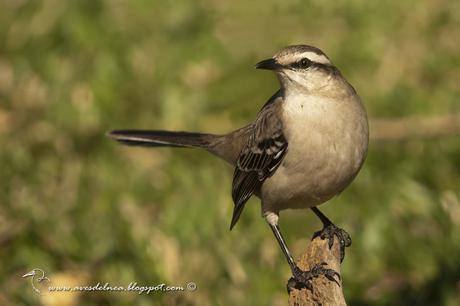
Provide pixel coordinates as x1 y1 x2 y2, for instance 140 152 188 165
261 94 368 212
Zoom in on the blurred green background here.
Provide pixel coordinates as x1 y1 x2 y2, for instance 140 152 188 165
1 0 459 305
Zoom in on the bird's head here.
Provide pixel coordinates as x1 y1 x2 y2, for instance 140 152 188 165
22 269 39 278
256 45 341 94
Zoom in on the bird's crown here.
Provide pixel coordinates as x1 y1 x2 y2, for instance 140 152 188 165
274 45 331 67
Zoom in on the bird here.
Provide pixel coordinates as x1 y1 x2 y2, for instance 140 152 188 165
108 44 369 289
22 268 51 294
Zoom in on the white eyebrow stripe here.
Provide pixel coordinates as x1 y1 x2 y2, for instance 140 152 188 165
298 52 330 64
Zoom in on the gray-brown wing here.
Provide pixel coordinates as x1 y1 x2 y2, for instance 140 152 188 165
230 98 288 229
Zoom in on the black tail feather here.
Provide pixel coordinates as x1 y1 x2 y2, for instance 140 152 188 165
107 130 214 149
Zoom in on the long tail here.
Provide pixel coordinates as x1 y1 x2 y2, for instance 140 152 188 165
107 130 216 149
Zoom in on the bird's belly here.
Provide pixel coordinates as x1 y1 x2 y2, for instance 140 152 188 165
261 95 368 212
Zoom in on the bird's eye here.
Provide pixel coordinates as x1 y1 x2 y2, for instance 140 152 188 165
299 58 311 68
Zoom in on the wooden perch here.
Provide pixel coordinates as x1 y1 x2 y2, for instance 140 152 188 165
288 235 346 306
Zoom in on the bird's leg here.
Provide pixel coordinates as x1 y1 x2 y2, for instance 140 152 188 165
267 220 340 292
311 207 352 262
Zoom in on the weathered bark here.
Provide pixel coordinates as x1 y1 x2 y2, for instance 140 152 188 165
288 236 346 306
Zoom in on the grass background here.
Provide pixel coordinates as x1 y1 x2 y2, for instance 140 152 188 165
1 0 459 305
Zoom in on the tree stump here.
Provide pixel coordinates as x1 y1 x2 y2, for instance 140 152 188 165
288 235 346 306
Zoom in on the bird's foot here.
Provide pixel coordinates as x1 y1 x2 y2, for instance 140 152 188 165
287 263 341 293
313 223 352 262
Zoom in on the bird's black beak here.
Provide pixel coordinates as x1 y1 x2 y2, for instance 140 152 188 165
255 58 280 70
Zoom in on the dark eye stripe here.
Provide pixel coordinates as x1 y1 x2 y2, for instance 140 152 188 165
290 58 312 69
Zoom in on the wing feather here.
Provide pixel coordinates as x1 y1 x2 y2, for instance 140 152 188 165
230 97 288 229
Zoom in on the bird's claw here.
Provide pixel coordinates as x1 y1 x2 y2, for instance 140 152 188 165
287 263 341 293
313 223 352 262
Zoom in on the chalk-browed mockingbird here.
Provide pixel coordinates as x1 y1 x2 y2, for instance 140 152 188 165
108 45 369 289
